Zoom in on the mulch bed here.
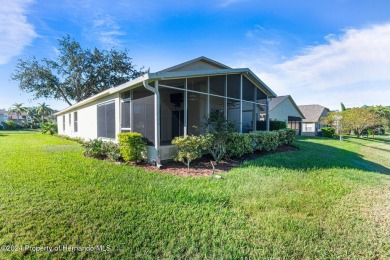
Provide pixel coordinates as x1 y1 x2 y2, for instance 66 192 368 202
140 145 297 177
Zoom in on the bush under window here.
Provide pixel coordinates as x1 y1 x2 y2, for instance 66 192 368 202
118 132 146 164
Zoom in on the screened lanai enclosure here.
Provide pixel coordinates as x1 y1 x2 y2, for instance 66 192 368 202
119 74 269 147
56 57 277 163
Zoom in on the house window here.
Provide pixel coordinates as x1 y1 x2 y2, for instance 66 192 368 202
62 115 65 131
97 101 116 138
74 112 78 132
306 123 314 132
68 113 71 127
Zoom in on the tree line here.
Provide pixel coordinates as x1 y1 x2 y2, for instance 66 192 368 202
322 104 390 139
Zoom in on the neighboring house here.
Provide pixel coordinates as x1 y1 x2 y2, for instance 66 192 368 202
267 95 305 135
0 109 8 125
298 104 330 136
55 56 277 164
8 112 28 121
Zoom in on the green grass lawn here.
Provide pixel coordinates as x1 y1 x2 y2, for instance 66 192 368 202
0 131 389 258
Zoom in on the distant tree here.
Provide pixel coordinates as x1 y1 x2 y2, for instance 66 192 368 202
370 105 390 132
342 108 381 138
8 103 27 122
12 35 145 106
36 102 54 123
322 111 344 140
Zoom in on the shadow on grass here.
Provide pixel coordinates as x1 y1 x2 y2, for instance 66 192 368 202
244 136 390 175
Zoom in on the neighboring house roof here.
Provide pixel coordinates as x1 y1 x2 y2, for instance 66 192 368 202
269 95 305 119
298 104 330 122
55 56 277 116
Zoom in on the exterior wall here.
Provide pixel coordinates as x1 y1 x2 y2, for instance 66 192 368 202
57 93 120 141
269 98 302 124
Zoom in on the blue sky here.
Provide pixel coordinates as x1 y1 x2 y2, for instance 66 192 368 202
1 0 390 111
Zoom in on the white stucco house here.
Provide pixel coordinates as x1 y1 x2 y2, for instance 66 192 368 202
298 104 330 136
55 57 277 164
267 95 305 135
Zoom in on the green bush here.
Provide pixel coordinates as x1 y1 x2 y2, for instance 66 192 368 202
102 141 122 161
82 139 105 158
321 127 336 138
203 133 230 163
256 120 287 131
202 112 236 163
81 139 121 161
172 135 206 171
41 121 58 135
225 132 253 158
277 129 296 145
249 131 279 151
271 120 287 130
118 132 146 164
1 120 17 130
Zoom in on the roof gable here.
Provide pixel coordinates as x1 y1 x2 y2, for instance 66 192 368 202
270 95 305 118
157 56 231 73
298 104 329 122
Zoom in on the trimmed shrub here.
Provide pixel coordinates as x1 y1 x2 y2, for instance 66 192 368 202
118 132 146 164
82 139 105 158
271 120 287 130
249 131 279 151
321 127 336 138
172 135 206 171
277 129 296 145
102 141 122 161
82 139 121 161
225 132 253 158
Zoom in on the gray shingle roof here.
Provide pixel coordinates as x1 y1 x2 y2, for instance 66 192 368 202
298 104 329 122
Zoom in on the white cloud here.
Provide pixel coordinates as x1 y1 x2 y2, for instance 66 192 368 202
0 0 37 64
239 23 390 110
88 14 125 47
218 0 245 8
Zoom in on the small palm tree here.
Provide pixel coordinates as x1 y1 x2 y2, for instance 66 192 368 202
9 103 27 122
41 121 58 135
36 102 54 123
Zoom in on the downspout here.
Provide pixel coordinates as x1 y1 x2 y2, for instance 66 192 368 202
143 80 162 169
